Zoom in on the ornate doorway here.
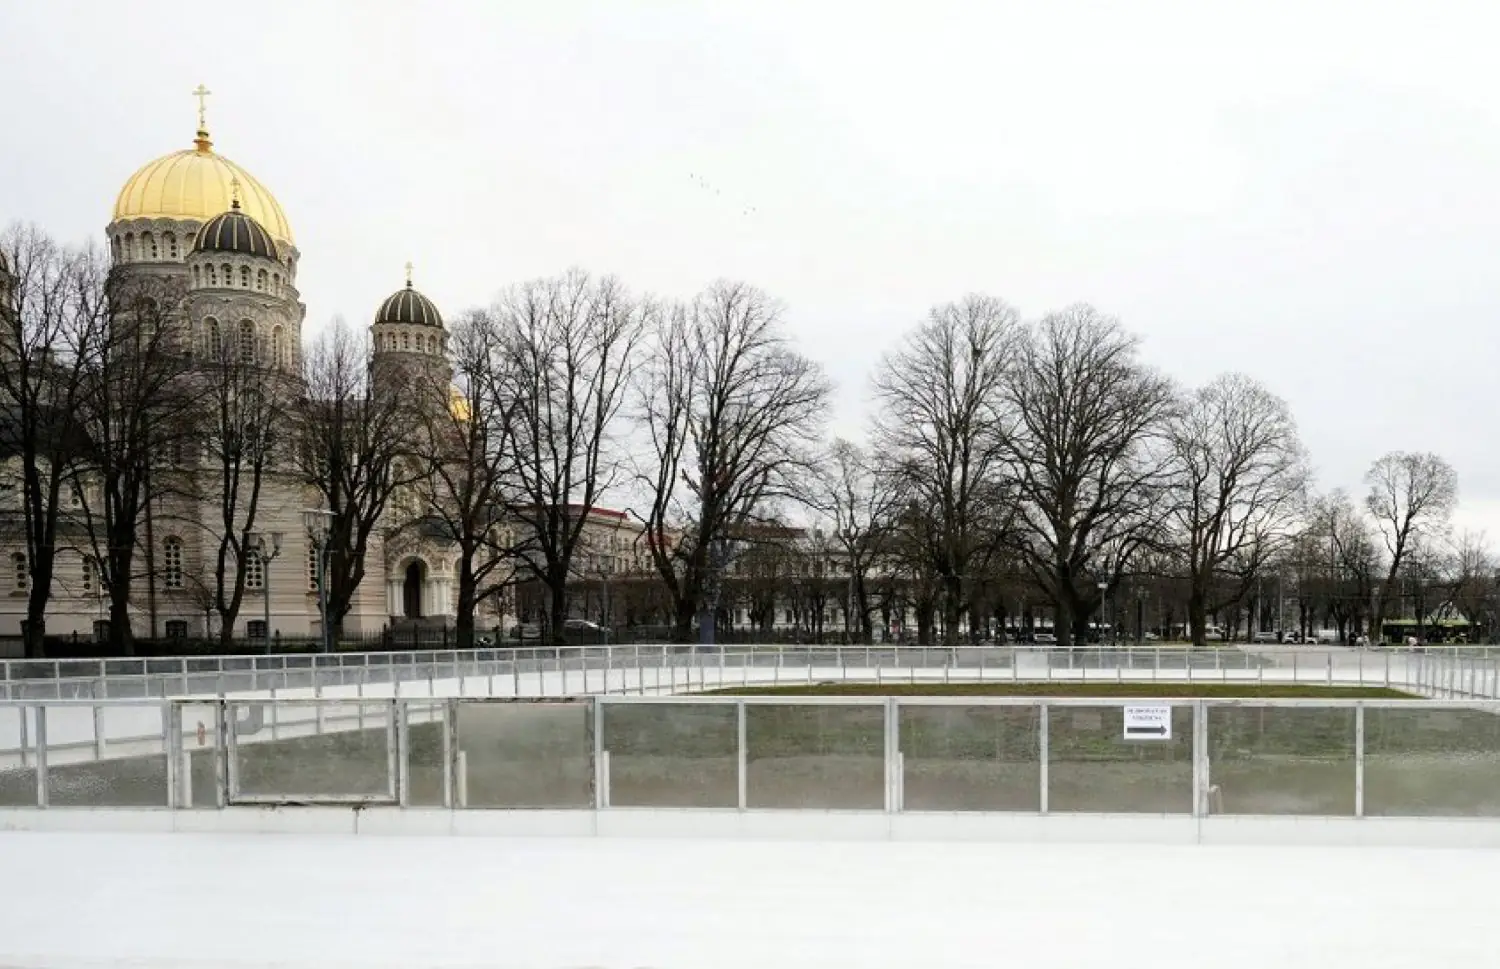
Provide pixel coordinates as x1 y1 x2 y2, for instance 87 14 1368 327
402 561 424 618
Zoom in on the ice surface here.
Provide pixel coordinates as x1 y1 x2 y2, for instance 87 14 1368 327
0 832 1495 968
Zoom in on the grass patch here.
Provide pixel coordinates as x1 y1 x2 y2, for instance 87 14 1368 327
705 682 1417 699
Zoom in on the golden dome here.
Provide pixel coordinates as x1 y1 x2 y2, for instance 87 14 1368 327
449 386 472 422
112 128 293 245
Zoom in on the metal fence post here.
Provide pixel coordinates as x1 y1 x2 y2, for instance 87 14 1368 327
34 706 47 808
1193 700 1206 818
92 694 106 761
1038 702 1049 815
442 699 456 809
385 700 399 802
737 698 748 811
593 695 606 810
1355 702 1365 819
884 697 896 813
215 699 231 808
165 701 181 808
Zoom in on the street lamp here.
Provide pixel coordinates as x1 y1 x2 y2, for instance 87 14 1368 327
249 530 284 651
302 509 334 654
1097 580 1109 647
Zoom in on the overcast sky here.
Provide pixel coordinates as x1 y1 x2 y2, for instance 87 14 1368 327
2 0 1497 531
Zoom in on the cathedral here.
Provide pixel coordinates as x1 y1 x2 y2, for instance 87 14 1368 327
0 93 484 643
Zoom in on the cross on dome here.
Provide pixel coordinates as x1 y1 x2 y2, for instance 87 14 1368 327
192 83 213 152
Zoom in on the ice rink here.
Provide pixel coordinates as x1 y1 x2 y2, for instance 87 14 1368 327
0 831 1495 968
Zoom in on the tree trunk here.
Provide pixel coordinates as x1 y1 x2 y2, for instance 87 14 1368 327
940 575 962 647
547 570 569 647
1188 589 1208 647
216 611 239 653
24 581 50 660
674 597 696 643
108 588 133 657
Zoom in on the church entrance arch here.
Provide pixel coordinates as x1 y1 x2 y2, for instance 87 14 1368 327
402 560 426 619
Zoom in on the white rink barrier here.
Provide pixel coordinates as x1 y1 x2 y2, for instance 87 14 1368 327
4 645 1499 770
5 643 1500 702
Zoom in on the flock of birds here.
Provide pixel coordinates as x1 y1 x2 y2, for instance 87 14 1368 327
690 172 758 218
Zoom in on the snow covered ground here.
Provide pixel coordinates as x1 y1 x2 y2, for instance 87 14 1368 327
0 831 1494 968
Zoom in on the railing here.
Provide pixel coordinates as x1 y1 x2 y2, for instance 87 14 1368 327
5 694 1500 821
5 643 1500 701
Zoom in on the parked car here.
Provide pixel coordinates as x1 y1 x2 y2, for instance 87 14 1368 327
563 619 603 633
508 623 542 641
1251 631 1278 644
1033 632 1057 645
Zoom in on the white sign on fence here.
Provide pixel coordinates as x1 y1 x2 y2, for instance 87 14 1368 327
1123 704 1172 740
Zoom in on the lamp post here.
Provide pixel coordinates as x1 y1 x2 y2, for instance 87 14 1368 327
249 530 284 651
1097 580 1109 646
302 509 334 654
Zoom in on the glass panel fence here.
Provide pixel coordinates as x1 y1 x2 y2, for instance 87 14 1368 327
1047 704 1194 813
47 704 169 807
602 703 738 808
745 703 884 809
1208 706 1355 816
1363 705 1500 817
404 700 448 807
455 700 593 808
230 700 394 800
900 704 1040 811
0 705 38 806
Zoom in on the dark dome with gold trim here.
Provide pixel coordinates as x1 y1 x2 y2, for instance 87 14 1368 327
375 280 443 328
192 201 279 260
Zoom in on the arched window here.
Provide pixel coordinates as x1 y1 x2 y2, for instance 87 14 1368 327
123 234 135 261
238 320 255 361
221 264 232 286
165 233 178 259
162 538 183 589
271 326 285 368
192 265 201 288
272 273 280 294
12 552 28 591
142 232 157 260
245 549 265 590
111 236 122 261
402 332 410 351
207 264 218 287
427 335 436 354
205 317 222 356
256 269 267 292
81 556 94 594
240 266 251 288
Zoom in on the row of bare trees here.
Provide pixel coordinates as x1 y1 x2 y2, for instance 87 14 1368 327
0 220 1478 655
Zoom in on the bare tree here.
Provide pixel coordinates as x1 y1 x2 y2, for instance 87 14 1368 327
406 310 520 648
71 269 197 655
198 331 296 649
295 319 419 639
810 438 899 643
1167 373 1306 645
496 271 644 645
1002 305 1177 648
872 295 1018 646
0 226 101 657
1440 530 1496 638
1365 451 1458 643
636 281 831 642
